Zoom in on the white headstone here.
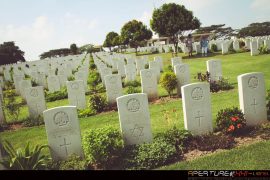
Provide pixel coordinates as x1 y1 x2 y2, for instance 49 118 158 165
135 59 145 75
125 63 136 82
250 41 259 56
149 60 160 81
154 56 164 72
117 59 126 77
174 64 190 96
206 60 222 81
104 74 123 105
66 80 86 109
0 76 4 88
25 86 47 119
233 40 240 51
43 106 84 161
140 69 158 100
237 72 267 126
13 75 24 95
171 57 182 68
19 80 32 100
0 94 6 126
47 75 61 93
116 93 152 145
181 83 213 135
222 42 228 54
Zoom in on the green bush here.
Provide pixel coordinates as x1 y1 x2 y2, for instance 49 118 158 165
88 71 101 92
89 63 96 70
4 90 21 122
45 87 68 102
22 115 44 127
78 108 96 118
144 64 149 69
125 86 140 94
155 126 192 154
50 154 87 170
82 126 124 169
124 80 141 87
211 44 218 52
0 140 50 170
3 81 14 90
210 78 234 93
160 72 177 97
258 44 269 54
67 76 75 81
124 139 177 170
216 107 246 135
88 94 107 113
164 65 173 72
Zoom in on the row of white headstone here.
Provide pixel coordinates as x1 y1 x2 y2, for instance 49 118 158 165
39 71 267 162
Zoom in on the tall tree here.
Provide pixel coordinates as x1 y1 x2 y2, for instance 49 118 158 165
121 20 152 55
103 31 119 52
238 22 270 37
70 43 78 55
39 48 71 59
0 41 25 65
150 3 201 55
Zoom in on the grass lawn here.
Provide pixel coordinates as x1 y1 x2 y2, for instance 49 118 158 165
1 51 270 169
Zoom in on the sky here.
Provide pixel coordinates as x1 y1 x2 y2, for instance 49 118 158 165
0 0 269 60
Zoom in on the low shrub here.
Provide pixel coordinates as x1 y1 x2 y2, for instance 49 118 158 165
196 71 210 82
67 76 75 81
228 42 236 53
82 126 124 169
266 90 270 117
160 72 177 97
88 94 107 113
124 80 141 88
31 80 39 87
50 154 87 170
45 88 68 102
123 139 178 170
22 115 44 127
4 90 21 122
210 78 234 93
125 86 140 94
0 140 50 170
258 44 269 54
164 65 173 72
216 107 246 135
211 44 218 52
78 108 96 118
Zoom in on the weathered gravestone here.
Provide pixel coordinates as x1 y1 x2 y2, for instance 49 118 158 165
117 59 126 77
19 80 32 100
135 59 145 75
66 80 86 109
125 63 136 82
181 83 213 135
238 72 267 126
174 64 190 96
104 74 123 105
149 60 160 81
171 57 182 68
47 75 61 93
250 41 259 56
206 60 222 81
154 56 164 72
25 86 47 119
222 42 229 54
13 75 24 95
43 106 84 161
116 93 152 145
140 69 158 100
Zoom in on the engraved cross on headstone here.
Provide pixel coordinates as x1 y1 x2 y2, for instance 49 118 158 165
195 111 204 127
251 98 258 114
60 137 71 156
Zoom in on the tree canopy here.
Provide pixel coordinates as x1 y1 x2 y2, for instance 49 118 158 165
195 24 237 40
103 32 119 51
39 48 71 59
238 22 270 37
70 43 79 55
120 20 152 53
150 3 201 54
0 41 25 65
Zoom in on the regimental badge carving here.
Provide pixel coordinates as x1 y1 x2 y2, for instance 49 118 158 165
30 89 38 97
146 71 152 78
127 98 140 112
191 87 204 100
71 82 79 90
248 76 259 89
53 111 70 126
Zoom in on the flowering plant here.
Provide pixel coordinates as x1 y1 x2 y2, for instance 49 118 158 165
216 107 246 135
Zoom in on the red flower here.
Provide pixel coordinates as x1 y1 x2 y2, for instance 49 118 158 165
227 125 235 132
231 116 239 122
237 124 242 128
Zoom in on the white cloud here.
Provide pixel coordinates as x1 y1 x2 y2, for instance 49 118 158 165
0 14 99 60
138 11 152 27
